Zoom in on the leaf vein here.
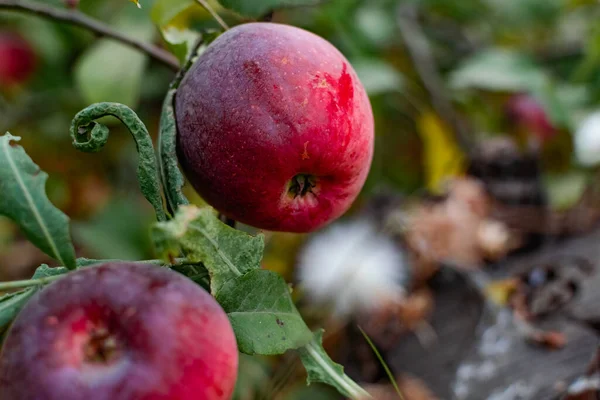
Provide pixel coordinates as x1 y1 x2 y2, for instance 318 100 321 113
2 139 65 265
305 341 356 395
190 223 241 277
227 311 304 317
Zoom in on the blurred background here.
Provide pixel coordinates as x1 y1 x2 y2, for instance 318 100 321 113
2 0 600 398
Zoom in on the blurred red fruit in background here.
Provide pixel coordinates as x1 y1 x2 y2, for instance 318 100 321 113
0 32 36 87
506 94 556 142
64 0 79 8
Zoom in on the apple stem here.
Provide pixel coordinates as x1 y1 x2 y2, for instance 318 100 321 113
0 258 193 291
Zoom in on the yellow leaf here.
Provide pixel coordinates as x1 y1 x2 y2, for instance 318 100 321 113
416 111 466 193
130 0 141 8
485 279 518 306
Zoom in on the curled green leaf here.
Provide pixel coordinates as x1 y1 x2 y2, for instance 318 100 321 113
158 89 189 215
70 103 167 221
158 34 217 216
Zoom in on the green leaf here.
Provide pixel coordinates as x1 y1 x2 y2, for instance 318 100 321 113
0 288 37 332
151 0 201 64
216 269 312 355
544 171 588 211
151 0 195 27
171 262 211 292
18 17 71 67
31 264 69 279
448 49 573 129
485 0 562 26
355 6 396 48
572 25 600 83
152 205 264 294
161 27 202 64
0 134 76 269
157 29 222 215
69 103 167 222
158 89 190 215
74 6 154 106
298 330 370 399
352 59 404 96
217 0 322 18
0 264 71 296
152 206 310 356
75 258 115 268
449 49 547 92
75 257 168 268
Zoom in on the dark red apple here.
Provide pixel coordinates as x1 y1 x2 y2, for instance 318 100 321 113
175 22 374 232
0 263 238 400
506 94 556 142
0 32 36 87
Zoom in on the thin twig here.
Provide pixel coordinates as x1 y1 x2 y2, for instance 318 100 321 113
0 0 179 71
0 275 62 291
358 326 405 400
0 257 192 291
396 4 472 154
194 0 229 30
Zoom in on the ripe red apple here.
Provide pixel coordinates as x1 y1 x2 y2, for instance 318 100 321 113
0 263 238 400
0 32 36 87
175 22 374 232
505 94 556 142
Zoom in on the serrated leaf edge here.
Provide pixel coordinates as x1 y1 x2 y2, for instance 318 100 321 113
158 205 247 278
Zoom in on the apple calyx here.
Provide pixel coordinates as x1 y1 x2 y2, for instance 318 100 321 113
288 174 317 198
83 324 123 364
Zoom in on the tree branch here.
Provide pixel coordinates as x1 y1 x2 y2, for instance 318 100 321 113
397 4 472 154
0 0 179 71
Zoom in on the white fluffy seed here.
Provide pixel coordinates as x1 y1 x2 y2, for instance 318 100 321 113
574 111 600 167
296 218 409 319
